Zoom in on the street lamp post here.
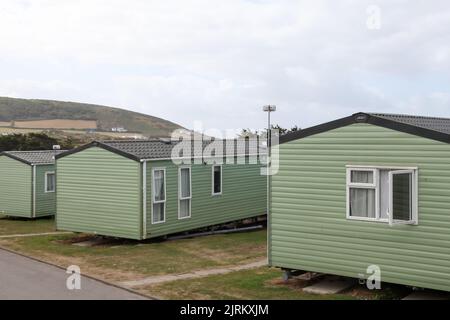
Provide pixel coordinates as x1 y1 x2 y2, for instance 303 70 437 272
263 105 276 154
263 105 276 265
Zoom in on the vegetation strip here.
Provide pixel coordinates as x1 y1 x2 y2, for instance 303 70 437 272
0 231 72 239
120 259 267 288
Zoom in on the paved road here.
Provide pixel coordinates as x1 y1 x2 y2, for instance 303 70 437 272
0 249 148 300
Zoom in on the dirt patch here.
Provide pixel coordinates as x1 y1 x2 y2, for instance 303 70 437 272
56 234 94 245
269 277 319 290
57 234 138 247
348 286 379 300
348 283 411 300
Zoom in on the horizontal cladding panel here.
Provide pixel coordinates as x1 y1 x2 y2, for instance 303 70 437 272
271 123 450 292
0 156 32 217
271 221 450 246
56 147 141 239
272 234 450 260
271 244 450 275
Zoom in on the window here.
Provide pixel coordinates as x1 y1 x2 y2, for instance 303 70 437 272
212 165 222 195
389 170 416 225
45 172 56 193
179 167 191 219
152 168 166 224
346 166 418 225
347 169 377 218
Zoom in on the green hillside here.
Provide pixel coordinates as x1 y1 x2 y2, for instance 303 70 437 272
0 97 183 137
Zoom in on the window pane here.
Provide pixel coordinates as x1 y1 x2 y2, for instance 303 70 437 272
393 173 412 221
179 199 190 218
180 168 191 198
379 170 389 219
213 166 221 194
154 170 165 201
47 173 55 192
351 170 373 184
350 188 376 218
153 203 165 223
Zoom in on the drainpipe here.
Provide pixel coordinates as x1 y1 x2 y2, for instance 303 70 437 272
32 165 36 218
142 161 147 239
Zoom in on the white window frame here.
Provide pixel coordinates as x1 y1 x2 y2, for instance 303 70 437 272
45 171 56 193
178 166 192 219
346 168 379 222
346 165 418 225
151 167 166 224
388 169 418 226
212 165 222 196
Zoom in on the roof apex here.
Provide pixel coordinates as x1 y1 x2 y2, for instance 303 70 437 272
279 112 450 144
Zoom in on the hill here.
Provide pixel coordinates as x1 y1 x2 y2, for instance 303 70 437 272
0 97 183 137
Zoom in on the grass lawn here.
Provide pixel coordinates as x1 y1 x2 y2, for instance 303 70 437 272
0 229 267 282
139 267 355 300
139 267 409 300
0 215 56 236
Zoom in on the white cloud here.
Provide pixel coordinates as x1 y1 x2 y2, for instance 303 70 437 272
1 0 450 132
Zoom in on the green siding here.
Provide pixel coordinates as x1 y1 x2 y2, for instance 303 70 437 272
146 159 266 238
35 164 56 217
56 147 142 239
270 123 450 292
0 156 32 217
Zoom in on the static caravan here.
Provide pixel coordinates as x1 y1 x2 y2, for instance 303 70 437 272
269 112 450 292
55 140 266 240
0 150 64 218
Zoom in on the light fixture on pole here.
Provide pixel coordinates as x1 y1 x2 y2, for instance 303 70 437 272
262 104 276 154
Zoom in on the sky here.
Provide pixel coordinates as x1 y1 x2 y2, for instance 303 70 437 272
1 0 450 134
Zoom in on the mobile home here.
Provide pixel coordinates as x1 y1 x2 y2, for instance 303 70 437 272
0 150 64 218
56 140 266 240
269 112 450 292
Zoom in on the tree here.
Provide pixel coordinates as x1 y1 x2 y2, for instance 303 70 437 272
0 133 62 152
270 124 299 136
238 125 299 139
238 128 260 138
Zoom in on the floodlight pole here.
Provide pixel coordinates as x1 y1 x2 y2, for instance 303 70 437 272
263 105 276 161
263 105 276 266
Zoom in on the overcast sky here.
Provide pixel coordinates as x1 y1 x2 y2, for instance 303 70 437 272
1 0 450 133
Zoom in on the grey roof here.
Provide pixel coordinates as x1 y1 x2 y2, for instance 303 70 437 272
1 150 66 165
369 113 450 135
102 139 264 160
102 140 180 160
57 139 265 161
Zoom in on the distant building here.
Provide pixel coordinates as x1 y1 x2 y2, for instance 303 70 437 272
111 127 128 132
0 121 12 127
